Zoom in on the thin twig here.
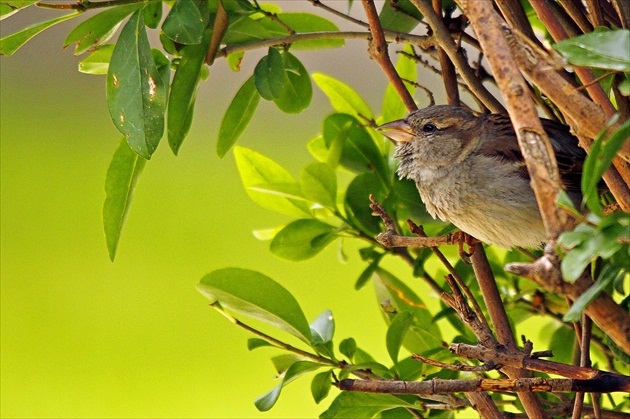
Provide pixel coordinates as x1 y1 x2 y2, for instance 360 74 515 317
361 0 417 112
412 353 496 372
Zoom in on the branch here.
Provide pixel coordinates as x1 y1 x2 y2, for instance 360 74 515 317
339 376 630 394
505 253 630 355
37 0 143 10
361 0 417 112
218 31 434 57
408 0 504 112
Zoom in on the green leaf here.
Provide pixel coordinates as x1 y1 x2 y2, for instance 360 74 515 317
247 338 273 350
323 113 388 182
311 370 332 404
382 44 416 122
373 268 444 354
378 0 422 32
313 73 373 120
217 77 261 158
554 29 630 71
162 0 205 45
233 146 310 217
64 3 143 55
274 51 312 114
277 13 343 50
106 10 167 159
1 0 38 21
254 47 286 100
255 361 324 411
582 118 630 215
143 1 163 29
563 265 624 322
339 337 357 361
197 268 312 343
321 392 417 418
0 11 80 56
344 172 386 235
168 28 212 155
103 138 146 261
300 162 337 210
310 309 334 346
386 311 414 368
270 219 336 261
227 51 244 71
222 16 275 45
355 253 384 290
78 44 115 75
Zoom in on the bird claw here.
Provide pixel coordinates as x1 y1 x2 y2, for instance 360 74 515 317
452 231 479 264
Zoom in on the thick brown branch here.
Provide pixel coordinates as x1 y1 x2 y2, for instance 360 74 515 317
339 376 630 394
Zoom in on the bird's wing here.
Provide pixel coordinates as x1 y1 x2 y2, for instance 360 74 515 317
478 114 585 193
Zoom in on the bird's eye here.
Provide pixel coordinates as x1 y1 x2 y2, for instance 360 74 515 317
423 123 437 133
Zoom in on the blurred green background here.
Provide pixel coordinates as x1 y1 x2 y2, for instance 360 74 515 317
0 7 409 418
1 5 569 419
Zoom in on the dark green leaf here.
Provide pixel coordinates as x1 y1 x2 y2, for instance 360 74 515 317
313 73 373 119
103 138 146 261
355 253 384 290
153 48 170 89
546 324 575 364
159 31 178 56
143 1 163 29
222 16 275 45
277 13 343 50
563 265 624 322
217 77 261 158
382 43 416 122
254 47 286 100
274 51 312 114
78 44 114 75
344 172 386 235
310 309 335 345
107 10 167 159
168 28 212 155
339 337 357 360
270 219 336 261
64 3 143 55
321 392 416 419
233 146 311 217
162 0 205 45
197 268 312 343
311 370 332 404
386 311 414 367
254 384 282 412
300 162 337 210
554 29 630 71
0 11 80 56
582 118 630 215
247 338 273 350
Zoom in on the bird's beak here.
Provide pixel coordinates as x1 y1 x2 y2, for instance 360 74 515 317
376 119 415 143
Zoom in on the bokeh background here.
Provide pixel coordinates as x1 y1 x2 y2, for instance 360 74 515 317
1 3 553 418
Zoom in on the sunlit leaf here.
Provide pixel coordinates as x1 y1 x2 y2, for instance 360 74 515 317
321 392 417 418
270 219 336 261
234 146 310 217
554 29 630 71
310 309 334 345
255 361 324 411
311 370 333 404
386 311 413 367
0 0 38 21
278 13 343 50
300 162 337 210
247 338 274 350
103 138 146 261
254 47 286 100
78 44 115 75
563 265 625 322
382 43 416 122
198 268 312 343
313 73 373 120
1 11 80 56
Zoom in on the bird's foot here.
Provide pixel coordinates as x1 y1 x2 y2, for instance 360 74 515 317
452 231 479 264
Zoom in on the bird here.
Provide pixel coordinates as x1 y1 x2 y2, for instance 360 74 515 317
377 105 587 249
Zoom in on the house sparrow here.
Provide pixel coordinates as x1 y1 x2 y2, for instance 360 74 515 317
378 105 586 249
